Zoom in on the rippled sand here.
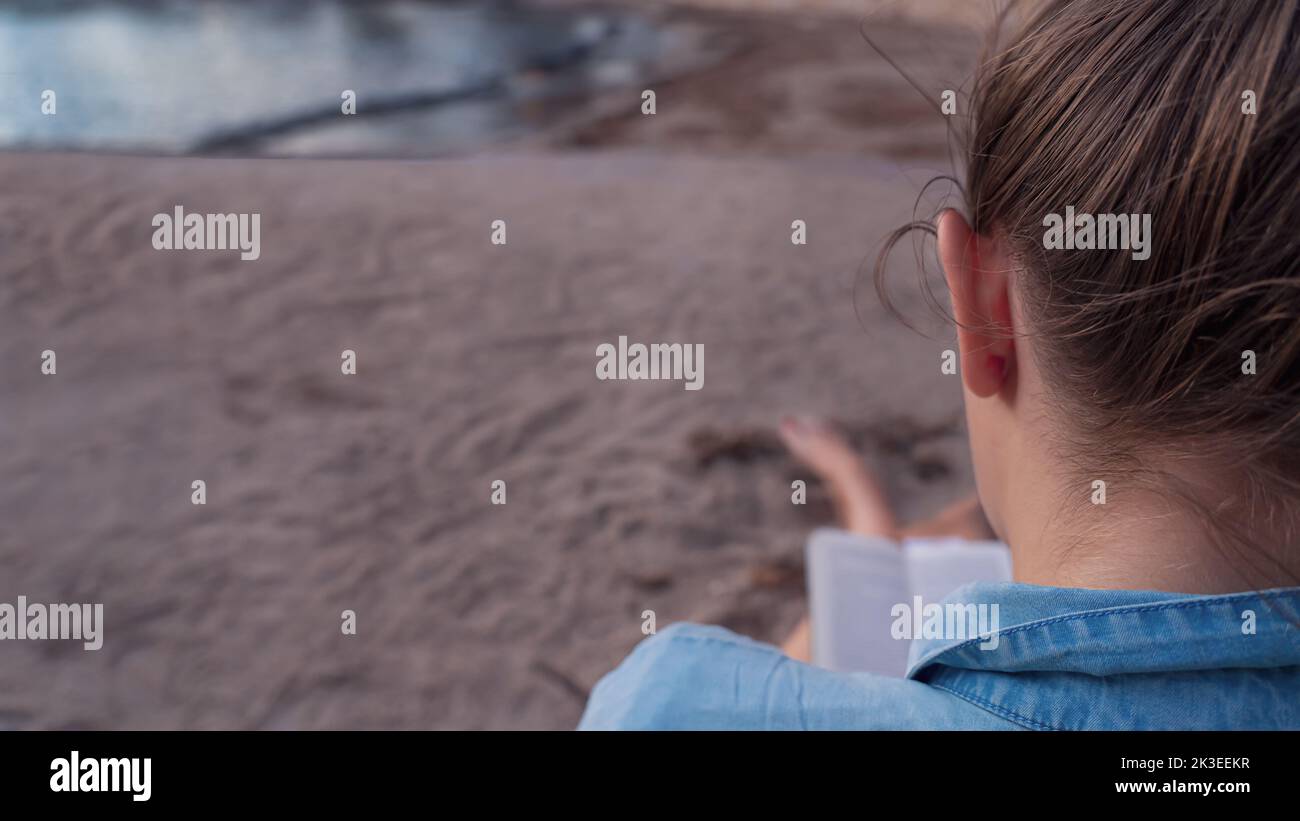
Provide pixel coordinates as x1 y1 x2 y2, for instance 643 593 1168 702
0 7 979 729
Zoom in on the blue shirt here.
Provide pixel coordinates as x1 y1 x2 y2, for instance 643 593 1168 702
578 582 1300 730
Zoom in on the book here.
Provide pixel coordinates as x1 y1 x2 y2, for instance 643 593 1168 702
805 527 1012 675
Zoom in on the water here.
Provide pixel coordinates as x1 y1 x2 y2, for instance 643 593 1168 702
0 0 666 156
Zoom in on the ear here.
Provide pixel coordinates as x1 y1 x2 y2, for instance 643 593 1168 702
937 209 1015 398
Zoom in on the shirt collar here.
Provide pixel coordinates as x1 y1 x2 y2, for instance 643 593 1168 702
906 582 1300 679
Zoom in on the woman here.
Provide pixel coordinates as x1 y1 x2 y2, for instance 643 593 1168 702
579 0 1300 730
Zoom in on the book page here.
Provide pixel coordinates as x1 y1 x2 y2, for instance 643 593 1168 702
902 539 1012 606
806 528 909 675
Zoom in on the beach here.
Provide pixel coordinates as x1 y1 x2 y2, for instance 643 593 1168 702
0 2 981 729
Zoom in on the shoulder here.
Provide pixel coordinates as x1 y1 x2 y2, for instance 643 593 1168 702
578 623 781 729
578 622 1014 730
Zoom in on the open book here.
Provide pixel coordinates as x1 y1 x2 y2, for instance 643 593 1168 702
805 527 1012 676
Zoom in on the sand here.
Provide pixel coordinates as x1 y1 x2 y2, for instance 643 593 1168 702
0 7 980 729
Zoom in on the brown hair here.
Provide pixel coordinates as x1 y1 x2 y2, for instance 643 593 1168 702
874 0 1300 585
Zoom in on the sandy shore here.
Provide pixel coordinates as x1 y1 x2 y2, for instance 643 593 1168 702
0 8 978 729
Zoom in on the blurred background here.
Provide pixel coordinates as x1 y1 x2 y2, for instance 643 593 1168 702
0 0 983 728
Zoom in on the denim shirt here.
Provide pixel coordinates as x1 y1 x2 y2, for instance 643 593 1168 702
578 583 1300 730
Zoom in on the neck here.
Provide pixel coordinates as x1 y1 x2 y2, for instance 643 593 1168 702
1002 456 1299 594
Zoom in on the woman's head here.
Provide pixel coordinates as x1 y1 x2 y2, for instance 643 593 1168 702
888 0 1299 589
